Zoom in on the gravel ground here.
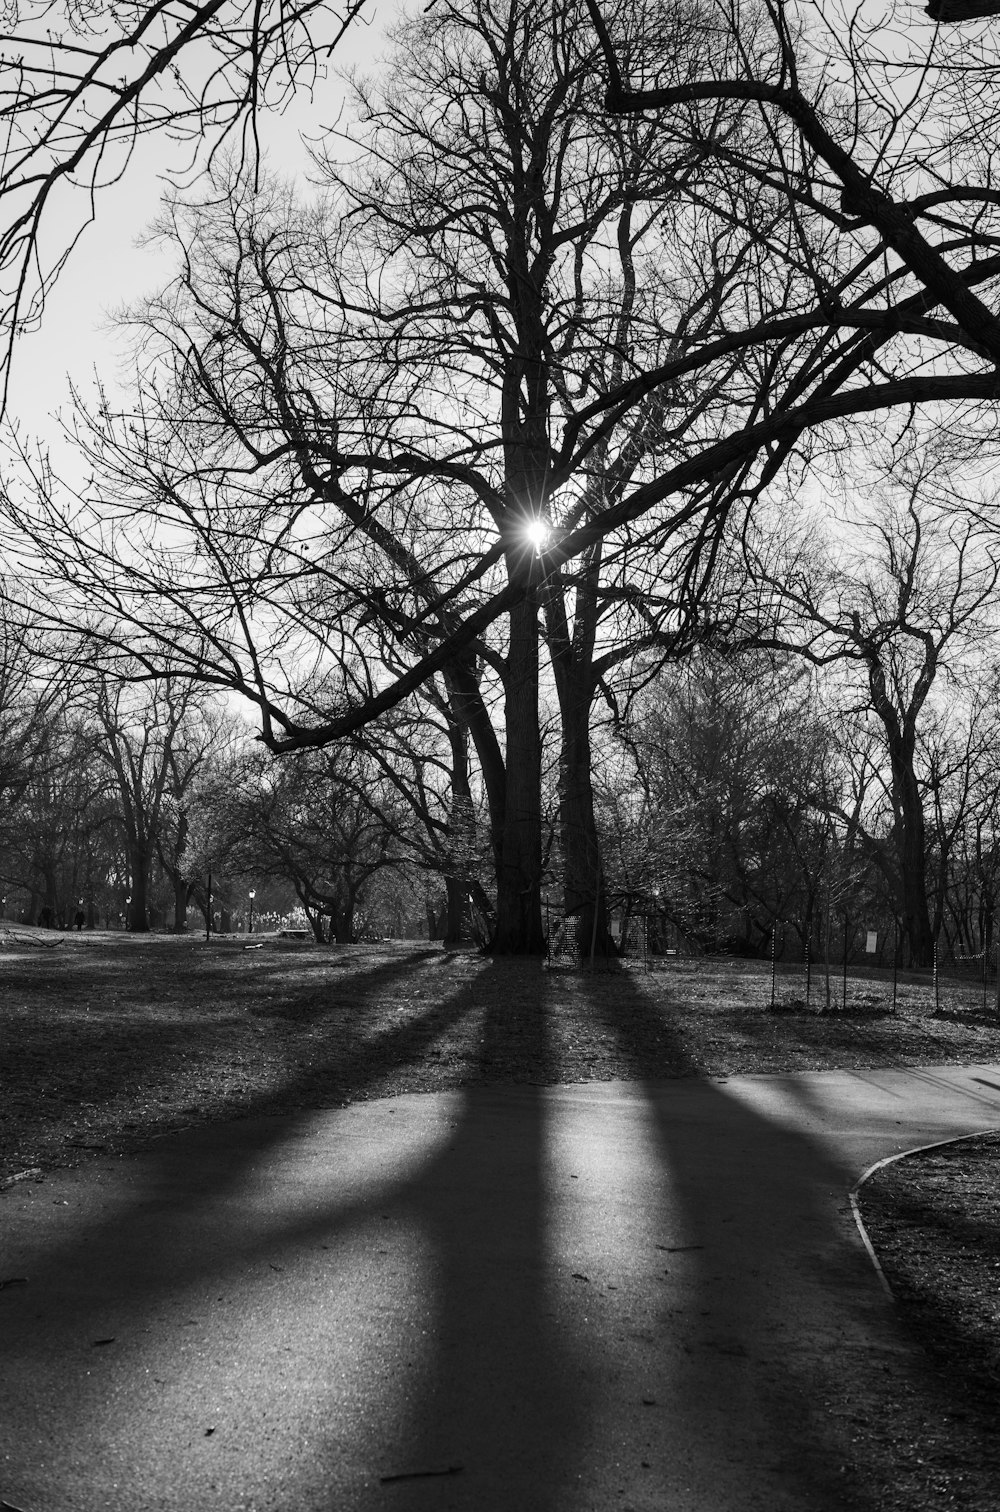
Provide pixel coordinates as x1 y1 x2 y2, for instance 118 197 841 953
2 928 999 1508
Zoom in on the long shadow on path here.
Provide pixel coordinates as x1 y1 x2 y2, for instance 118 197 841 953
1 959 588 1511
579 968 1000 1511
5 957 982 1512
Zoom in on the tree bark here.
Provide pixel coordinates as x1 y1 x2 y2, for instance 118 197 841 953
441 679 475 946
329 898 355 944
559 682 613 956
442 875 466 944
492 593 544 954
171 875 190 931
884 733 935 967
126 845 151 932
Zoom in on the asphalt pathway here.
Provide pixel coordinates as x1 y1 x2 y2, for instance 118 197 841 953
3 1062 1000 1512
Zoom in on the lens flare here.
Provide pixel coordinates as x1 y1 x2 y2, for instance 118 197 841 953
524 518 549 552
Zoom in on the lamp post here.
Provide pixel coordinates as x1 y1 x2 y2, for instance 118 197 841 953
248 889 256 935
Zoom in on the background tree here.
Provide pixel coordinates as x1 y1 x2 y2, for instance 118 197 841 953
88 671 222 930
0 710 121 926
207 741 406 943
617 647 838 953
745 456 1000 965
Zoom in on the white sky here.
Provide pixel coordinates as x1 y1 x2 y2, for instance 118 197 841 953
10 3 392 461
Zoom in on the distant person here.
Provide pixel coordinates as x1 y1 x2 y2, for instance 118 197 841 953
74 909 86 931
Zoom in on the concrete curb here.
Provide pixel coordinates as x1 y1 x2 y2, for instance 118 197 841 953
849 1124 1000 1299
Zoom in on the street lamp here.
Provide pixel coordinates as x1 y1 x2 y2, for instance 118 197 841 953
248 889 256 935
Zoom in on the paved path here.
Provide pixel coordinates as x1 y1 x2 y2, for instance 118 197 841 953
3 1064 1000 1512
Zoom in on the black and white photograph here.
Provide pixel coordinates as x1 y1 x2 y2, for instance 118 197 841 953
2 0 1000 1506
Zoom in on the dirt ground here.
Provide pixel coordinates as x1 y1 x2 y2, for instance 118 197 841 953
856 1133 1000 1509
2 928 999 1509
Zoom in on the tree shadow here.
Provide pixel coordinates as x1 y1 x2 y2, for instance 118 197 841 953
577 967 911 1511
6 956 990 1510
0 958 583 1510
2 946 472 1158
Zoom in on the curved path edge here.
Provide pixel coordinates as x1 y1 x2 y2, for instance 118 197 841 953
849 1122 1000 1298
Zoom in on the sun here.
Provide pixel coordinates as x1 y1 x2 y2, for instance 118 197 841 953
524 518 549 553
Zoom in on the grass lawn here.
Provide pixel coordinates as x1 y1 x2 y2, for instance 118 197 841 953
3 928 999 1183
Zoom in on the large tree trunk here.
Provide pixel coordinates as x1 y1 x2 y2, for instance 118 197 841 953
899 808 934 965
560 684 613 957
127 846 151 932
542 533 615 959
869 668 935 968
171 875 190 932
446 656 506 895
443 875 467 946
891 744 935 967
492 594 544 954
329 893 355 944
442 681 474 946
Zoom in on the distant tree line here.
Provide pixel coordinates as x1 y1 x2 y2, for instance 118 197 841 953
4 444 1000 968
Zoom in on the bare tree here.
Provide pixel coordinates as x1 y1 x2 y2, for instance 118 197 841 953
0 710 120 925
619 646 839 953
0 0 366 407
10 0 738 952
12 0 1000 953
205 740 405 942
743 455 1000 965
88 671 222 929
0 585 67 803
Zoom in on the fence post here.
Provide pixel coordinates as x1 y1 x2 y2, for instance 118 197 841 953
892 921 898 1013
805 934 811 1008
984 922 989 1015
771 922 778 1008
842 915 850 1009
934 939 940 1013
